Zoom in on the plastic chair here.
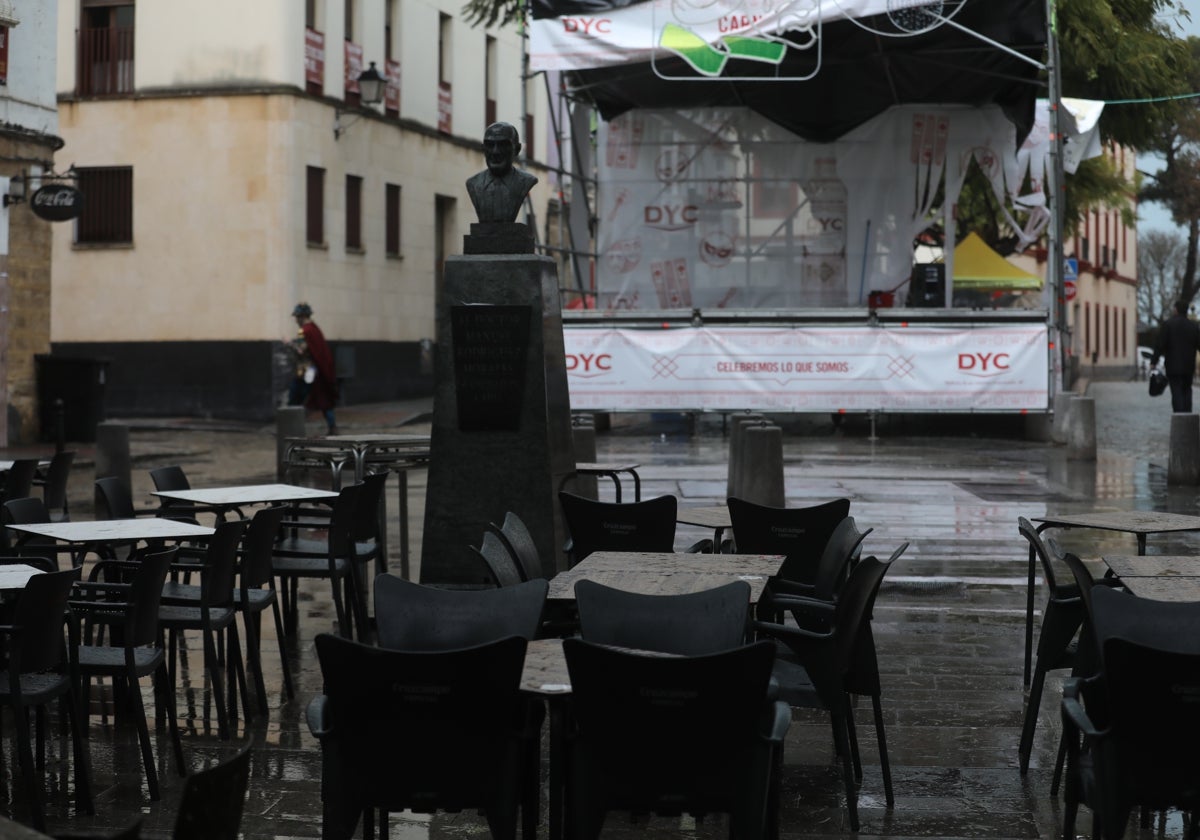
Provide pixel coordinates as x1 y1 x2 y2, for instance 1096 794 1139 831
36 449 76 522
150 464 238 521
755 544 907 830
2 457 39 505
472 529 524 587
234 505 293 710
562 637 788 840
727 496 851 585
308 633 529 840
1061 585 1200 840
1 496 65 565
72 548 184 800
94 476 160 521
157 518 251 739
558 491 678 565
173 740 253 840
575 579 751 655
489 511 544 581
0 567 92 832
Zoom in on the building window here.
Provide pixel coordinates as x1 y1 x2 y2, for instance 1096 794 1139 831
344 0 355 41
307 166 325 245
1080 237 1090 263
346 174 363 251
75 166 133 245
78 2 135 97
386 183 402 256
437 15 452 133
485 36 497 127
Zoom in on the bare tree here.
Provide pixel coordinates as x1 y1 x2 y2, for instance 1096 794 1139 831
1138 229 1188 326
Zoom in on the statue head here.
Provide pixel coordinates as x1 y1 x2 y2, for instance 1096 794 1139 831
483 122 521 178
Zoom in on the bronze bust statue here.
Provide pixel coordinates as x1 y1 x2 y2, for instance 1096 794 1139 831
466 122 538 224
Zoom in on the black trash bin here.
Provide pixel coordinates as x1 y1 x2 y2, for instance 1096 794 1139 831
35 355 110 443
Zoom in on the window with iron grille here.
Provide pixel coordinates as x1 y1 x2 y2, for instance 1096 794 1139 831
386 183 401 256
346 174 363 251
78 2 135 97
75 166 133 245
307 166 325 245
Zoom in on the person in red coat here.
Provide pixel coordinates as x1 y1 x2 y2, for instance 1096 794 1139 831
289 302 339 434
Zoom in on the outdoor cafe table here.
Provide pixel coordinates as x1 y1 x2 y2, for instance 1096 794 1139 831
1103 554 1200 580
547 551 785 604
0 563 45 593
5 518 214 564
676 505 733 552
151 483 338 522
1025 511 1200 685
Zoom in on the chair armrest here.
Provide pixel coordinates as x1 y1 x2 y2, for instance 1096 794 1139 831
761 699 791 743
306 695 331 737
751 619 832 645
69 597 131 613
683 538 714 554
87 560 143 582
1061 676 1106 739
72 581 132 597
767 578 817 598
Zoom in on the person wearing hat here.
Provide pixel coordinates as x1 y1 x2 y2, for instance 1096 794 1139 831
288 302 339 435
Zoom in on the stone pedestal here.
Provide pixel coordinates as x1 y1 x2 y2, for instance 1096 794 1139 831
1168 413 1200 485
420 252 574 584
1066 396 1096 461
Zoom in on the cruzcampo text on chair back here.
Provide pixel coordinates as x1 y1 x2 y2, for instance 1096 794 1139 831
173 741 252 840
311 633 528 838
94 477 137 520
492 511 543 581
562 638 777 826
728 497 850 584
201 520 249 611
558 492 677 562
240 506 287 591
374 574 547 650
1087 585 1200 825
575 579 751 656
473 530 524 587
11 567 81 675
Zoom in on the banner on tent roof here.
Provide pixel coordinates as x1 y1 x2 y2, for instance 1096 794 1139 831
563 323 1050 411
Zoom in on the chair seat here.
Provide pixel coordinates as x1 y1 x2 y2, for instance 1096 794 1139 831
78 645 165 677
161 581 204 602
275 535 378 559
0 672 72 703
235 588 277 610
272 555 351 577
158 604 237 628
768 654 821 707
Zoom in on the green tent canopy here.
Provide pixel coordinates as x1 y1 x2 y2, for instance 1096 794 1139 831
952 232 1043 291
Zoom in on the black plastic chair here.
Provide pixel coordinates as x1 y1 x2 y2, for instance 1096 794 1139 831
575 579 751 655
1061 585 1200 840
235 505 293 711
374 574 548 649
755 545 906 830
1 496 67 565
558 491 678 564
158 518 251 739
308 633 530 840
728 496 851 586
2 457 39 505
36 449 75 522
72 548 184 800
150 464 237 521
473 530 525 587
94 477 160 521
1017 515 1085 775
0 567 92 832
173 740 253 840
490 511 544 581
562 637 788 840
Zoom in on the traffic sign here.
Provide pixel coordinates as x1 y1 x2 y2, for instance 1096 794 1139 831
1064 279 1077 302
1064 258 1078 282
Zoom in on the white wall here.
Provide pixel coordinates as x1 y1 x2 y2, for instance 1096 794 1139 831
2 0 58 136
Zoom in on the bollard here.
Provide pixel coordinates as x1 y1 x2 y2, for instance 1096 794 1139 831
1050 391 1073 445
1065 396 1097 461
1168 413 1200 485
737 424 785 507
276 406 307 482
726 414 766 500
95 421 131 495
570 414 599 499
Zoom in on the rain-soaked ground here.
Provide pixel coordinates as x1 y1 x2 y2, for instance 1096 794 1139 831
1 378 1194 839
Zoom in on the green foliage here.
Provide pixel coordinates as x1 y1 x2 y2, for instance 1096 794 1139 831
462 0 525 29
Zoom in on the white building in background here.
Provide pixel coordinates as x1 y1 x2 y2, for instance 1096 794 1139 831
51 0 552 420
0 0 63 444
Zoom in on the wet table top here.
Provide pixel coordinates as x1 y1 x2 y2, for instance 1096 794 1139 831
0 563 45 592
1104 554 1200 578
151 483 338 507
1109 575 1200 603
676 505 733 530
1034 510 1200 536
547 551 783 602
6 518 215 545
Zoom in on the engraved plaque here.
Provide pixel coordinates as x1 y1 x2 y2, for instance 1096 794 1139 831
451 304 531 431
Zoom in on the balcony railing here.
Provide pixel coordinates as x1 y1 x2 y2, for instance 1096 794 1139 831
77 26 134 96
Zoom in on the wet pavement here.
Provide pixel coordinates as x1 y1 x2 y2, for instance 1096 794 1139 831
1 379 1195 839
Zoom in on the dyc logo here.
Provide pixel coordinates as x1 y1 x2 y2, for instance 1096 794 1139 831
957 352 1010 377
566 353 612 378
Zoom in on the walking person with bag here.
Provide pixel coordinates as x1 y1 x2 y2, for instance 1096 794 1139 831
1151 300 1200 413
287 302 339 434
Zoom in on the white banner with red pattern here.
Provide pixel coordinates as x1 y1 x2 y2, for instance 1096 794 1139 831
563 323 1049 411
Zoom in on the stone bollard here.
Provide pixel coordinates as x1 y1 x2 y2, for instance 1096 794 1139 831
276 406 307 482
726 414 766 501
1065 396 1097 461
1050 391 1074 445
94 421 131 495
1168 413 1200 485
570 414 599 499
737 423 785 507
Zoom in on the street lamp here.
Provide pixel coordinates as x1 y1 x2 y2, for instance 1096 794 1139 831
334 62 386 140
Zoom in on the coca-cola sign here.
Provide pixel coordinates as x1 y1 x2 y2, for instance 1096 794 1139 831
30 184 83 222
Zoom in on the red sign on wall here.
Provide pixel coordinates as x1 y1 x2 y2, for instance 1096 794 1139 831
385 59 401 114
0 27 10 86
304 28 324 88
344 40 363 97
438 82 452 134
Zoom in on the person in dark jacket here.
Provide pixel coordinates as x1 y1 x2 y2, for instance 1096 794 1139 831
1152 300 1200 413
289 302 339 434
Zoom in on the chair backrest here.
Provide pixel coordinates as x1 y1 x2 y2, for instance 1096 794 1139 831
149 465 191 493
10 567 80 675
1058 549 1102 674
313 633 528 809
830 543 907 687
1 497 57 562
809 516 873 601
326 483 364 558
94 477 136 520
558 491 678 562
4 496 51 527
472 530 524 587
350 471 388 542
125 548 175 648
201 519 249 609
727 497 851 584
1017 516 1073 595
172 741 252 840
575 579 751 656
240 506 286 591
562 637 776 808
1088 585 1200 817
491 511 543 581
3 458 39 502
374 574 548 649
41 450 75 518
